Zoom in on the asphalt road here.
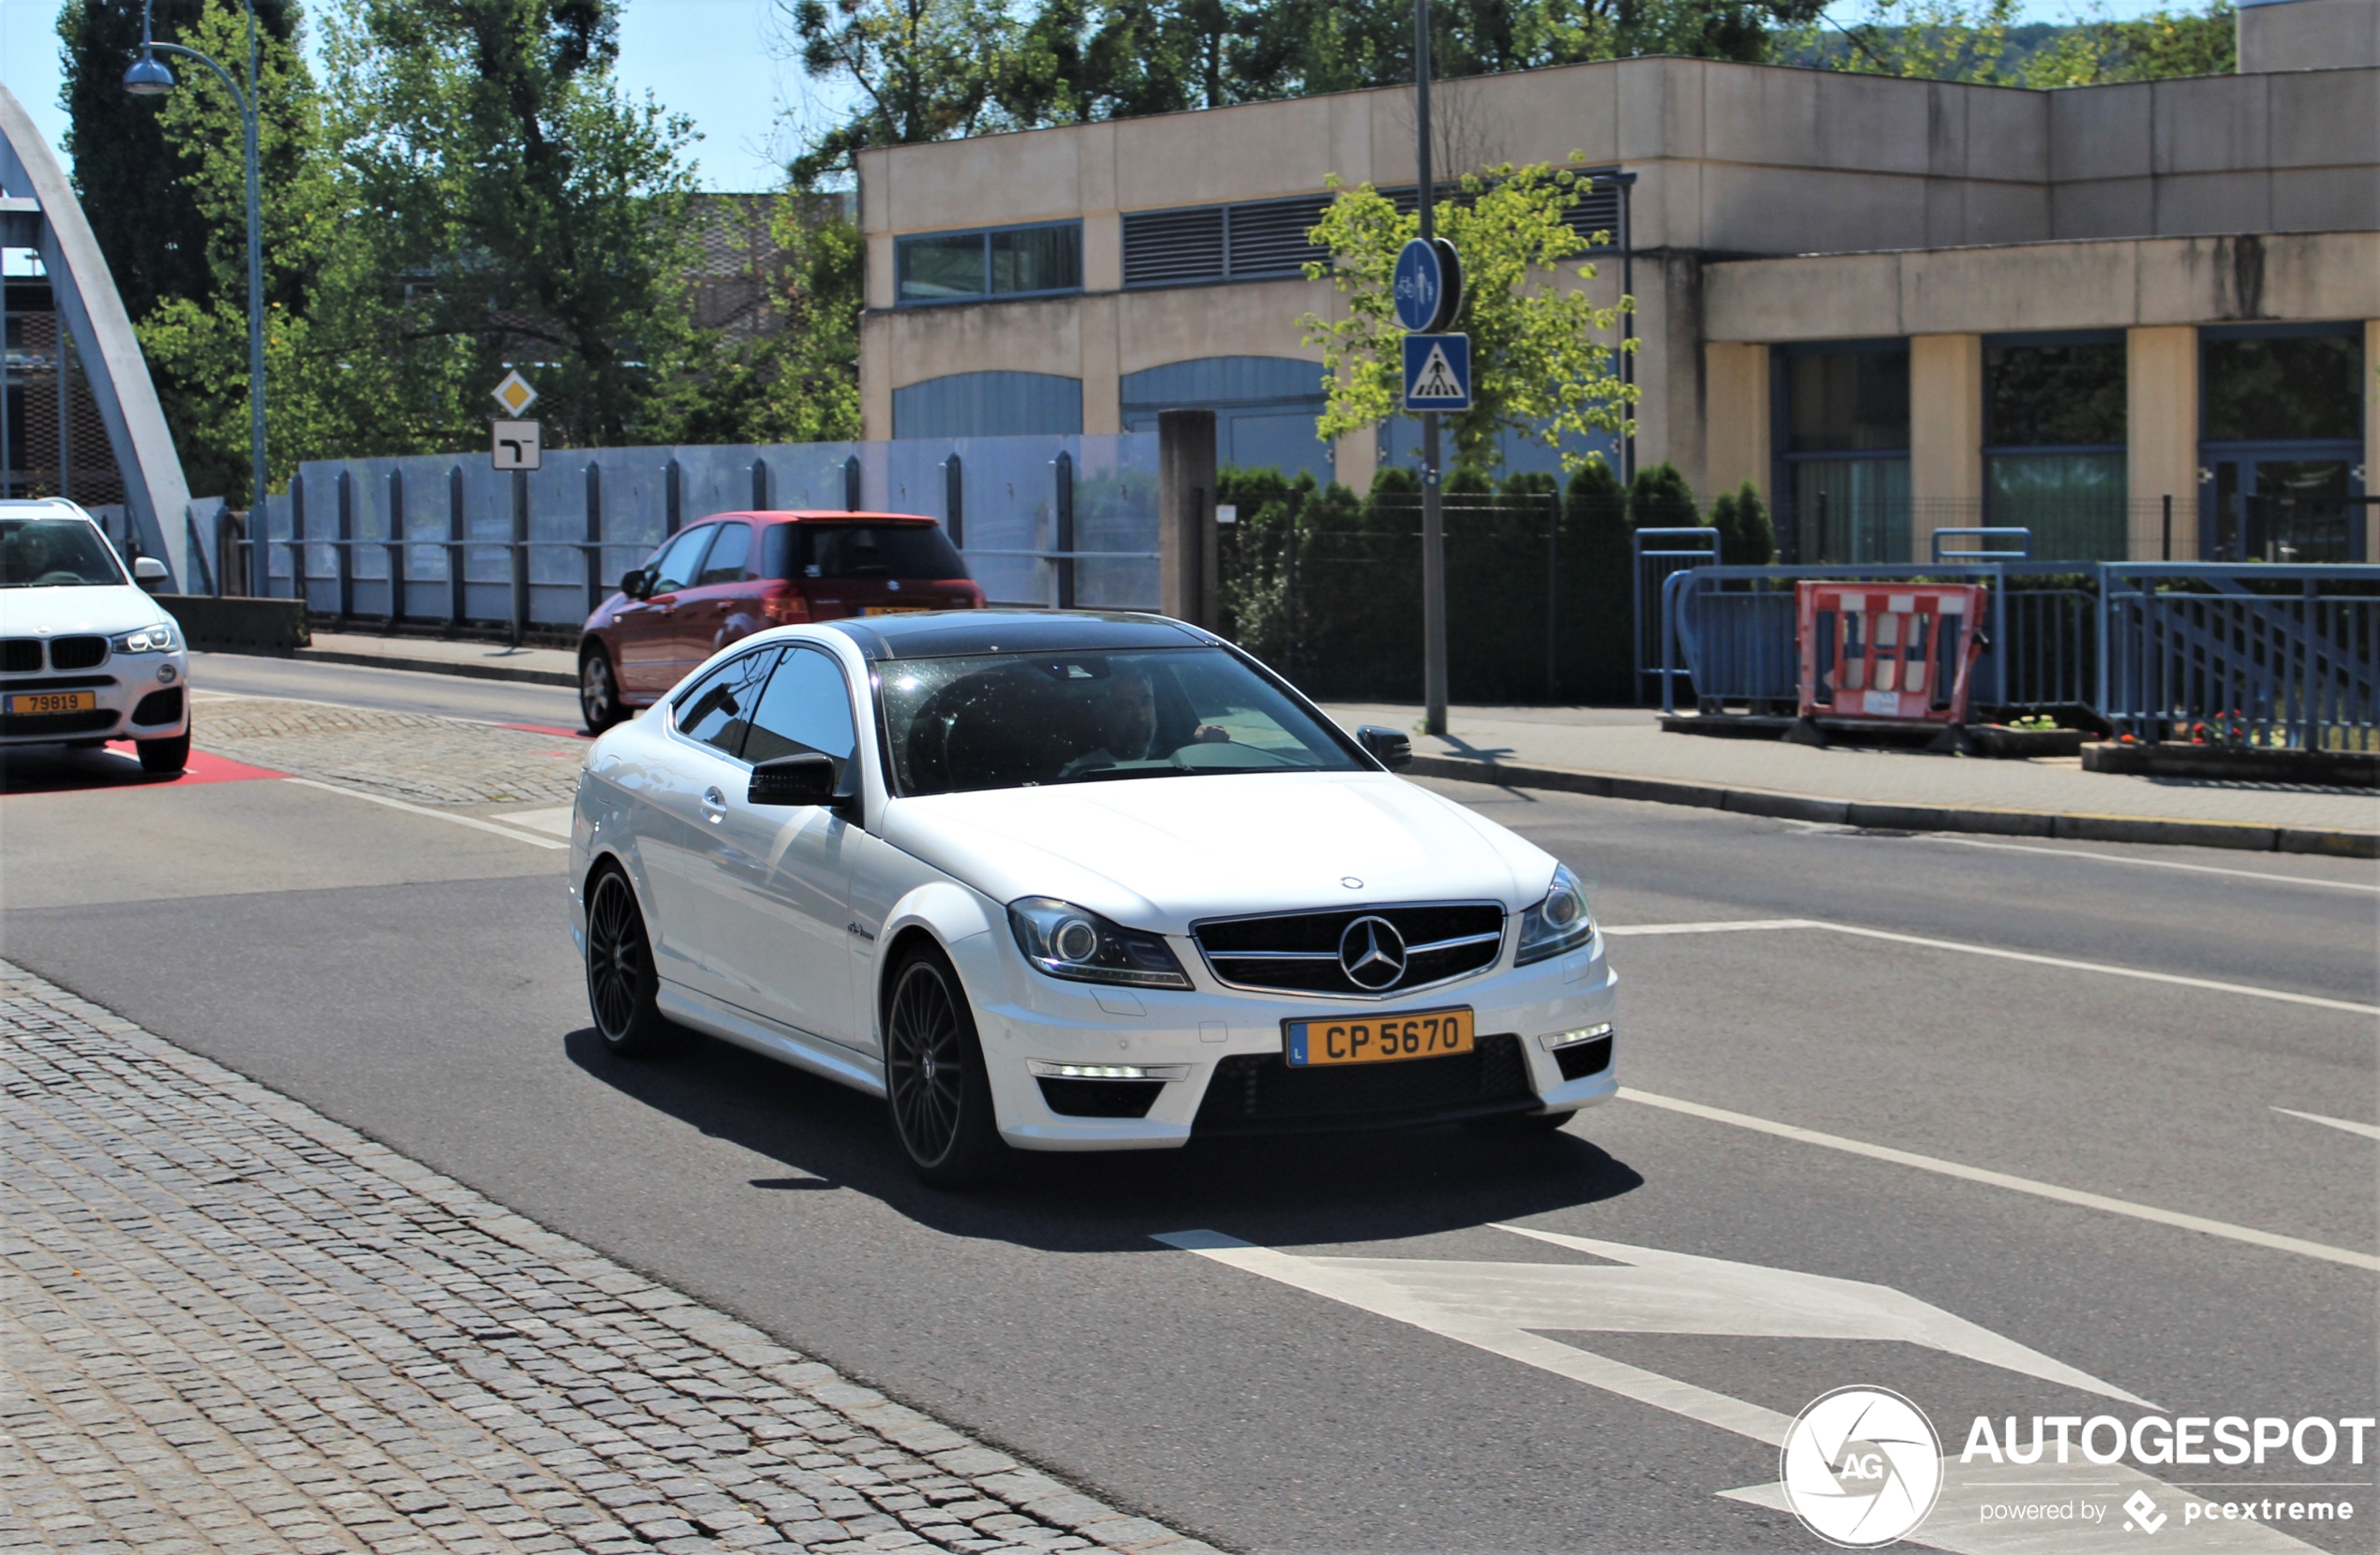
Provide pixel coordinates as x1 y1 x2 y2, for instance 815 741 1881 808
4 658 2374 1555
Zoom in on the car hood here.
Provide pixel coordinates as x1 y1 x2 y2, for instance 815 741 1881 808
880 770 1557 932
0 584 168 638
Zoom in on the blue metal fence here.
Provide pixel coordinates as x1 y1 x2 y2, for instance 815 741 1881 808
255 433 1162 634
2099 565 2380 751
1660 560 2380 751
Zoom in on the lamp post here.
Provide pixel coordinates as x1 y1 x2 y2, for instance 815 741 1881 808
126 0 267 597
1415 0 1447 738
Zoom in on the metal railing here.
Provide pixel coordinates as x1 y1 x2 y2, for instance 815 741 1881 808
1660 560 2380 752
2099 565 2380 751
1633 526 1720 704
1659 561 2104 718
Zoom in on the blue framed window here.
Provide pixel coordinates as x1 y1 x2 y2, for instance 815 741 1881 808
2198 321 2365 561
896 221 1082 306
1772 340 1911 564
1983 329 2127 561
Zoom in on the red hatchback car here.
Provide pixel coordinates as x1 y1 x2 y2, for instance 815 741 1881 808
577 510 984 731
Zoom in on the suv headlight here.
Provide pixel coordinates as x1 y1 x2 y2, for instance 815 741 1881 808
110 622 180 654
1514 864 1595 966
1008 897 1192 988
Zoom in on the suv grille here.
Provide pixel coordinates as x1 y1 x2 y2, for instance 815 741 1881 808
1195 903 1503 997
49 636 107 671
1 640 39 673
1193 1034 1532 1135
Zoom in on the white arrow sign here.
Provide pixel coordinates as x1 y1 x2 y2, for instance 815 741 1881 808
1156 1228 2319 1554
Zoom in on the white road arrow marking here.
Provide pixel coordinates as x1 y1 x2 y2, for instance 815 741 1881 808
1155 1228 2322 1553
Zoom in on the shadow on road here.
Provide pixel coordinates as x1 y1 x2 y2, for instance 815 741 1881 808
564 1024 1644 1253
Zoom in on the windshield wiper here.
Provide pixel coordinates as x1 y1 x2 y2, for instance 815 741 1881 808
1064 765 1196 783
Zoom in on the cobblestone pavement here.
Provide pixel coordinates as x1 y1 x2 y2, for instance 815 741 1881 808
189 694 587 807
0 961 1213 1555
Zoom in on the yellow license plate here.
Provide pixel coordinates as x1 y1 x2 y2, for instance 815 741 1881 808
861 605 931 616
1285 1007 1474 1067
6 690 97 716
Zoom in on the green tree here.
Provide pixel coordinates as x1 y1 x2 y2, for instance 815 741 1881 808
57 0 302 322
326 0 708 450
1709 480 1774 562
1302 157 1634 479
125 0 341 502
1626 460 1696 527
784 0 1018 184
668 198 866 443
2015 1 2234 84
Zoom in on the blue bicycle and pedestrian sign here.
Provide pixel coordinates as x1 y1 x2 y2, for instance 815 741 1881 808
1393 240 1444 332
1403 333 1472 410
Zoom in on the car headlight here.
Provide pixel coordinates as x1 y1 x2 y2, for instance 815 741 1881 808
110 622 180 654
1514 863 1595 966
1008 897 1192 988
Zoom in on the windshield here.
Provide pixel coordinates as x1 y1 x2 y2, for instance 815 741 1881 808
878 646 1366 795
0 517 126 588
766 523 968 581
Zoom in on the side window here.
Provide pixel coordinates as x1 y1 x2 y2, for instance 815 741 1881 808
694 522 751 586
648 526 714 594
743 648 858 782
674 647 780 758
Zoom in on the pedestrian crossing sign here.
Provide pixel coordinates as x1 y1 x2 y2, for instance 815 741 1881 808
1402 333 1471 410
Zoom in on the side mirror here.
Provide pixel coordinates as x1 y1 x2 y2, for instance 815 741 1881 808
748 752 839 807
133 556 170 589
619 568 651 600
1356 724 1413 771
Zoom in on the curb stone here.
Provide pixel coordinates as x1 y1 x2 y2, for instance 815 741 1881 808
1404 753 2380 860
0 957 1225 1555
293 645 582 688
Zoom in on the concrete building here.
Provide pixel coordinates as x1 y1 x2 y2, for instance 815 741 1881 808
855 0 2378 562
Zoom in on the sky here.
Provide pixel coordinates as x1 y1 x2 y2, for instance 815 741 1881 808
2 0 2196 199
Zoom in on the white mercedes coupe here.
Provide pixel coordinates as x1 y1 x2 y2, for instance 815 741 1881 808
567 611 1618 1185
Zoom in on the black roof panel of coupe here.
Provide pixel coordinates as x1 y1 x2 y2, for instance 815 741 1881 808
825 610 1213 661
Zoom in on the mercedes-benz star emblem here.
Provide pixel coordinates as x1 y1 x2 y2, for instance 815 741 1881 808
1338 915 1408 990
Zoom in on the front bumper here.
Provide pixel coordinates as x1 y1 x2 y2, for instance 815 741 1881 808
954 928 1621 1151
0 650 190 746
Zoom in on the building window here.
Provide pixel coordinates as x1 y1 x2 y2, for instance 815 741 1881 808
1983 333 2127 561
2200 323 2366 562
896 221 1081 305
1778 344 1911 564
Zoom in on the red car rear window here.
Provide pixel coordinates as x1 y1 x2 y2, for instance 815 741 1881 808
763 523 968 582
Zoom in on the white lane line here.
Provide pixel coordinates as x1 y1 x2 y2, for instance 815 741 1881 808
1916 834 2380 894
2273 1106 2380 1141
278 777 570 850
1620 1088 2380 1272
1604 918 2379 1016
492 805 575 838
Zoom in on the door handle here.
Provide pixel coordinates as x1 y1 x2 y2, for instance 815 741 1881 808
702 785 726 820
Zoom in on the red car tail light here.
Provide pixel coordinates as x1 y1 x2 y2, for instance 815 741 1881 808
762 585 812 625
940 580 986 609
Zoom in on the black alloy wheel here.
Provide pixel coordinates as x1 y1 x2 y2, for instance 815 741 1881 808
585 868 680 1057
884 948 1003 1187
581 645 624 733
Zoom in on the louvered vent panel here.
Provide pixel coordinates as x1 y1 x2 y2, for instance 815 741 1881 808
1564 178 1626 247
1226 197 1332 278
1123 206 1226 287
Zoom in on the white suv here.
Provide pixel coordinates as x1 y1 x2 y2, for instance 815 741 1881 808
0 499 191 773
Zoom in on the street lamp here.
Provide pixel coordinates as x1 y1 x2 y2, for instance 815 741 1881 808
126 0 267 597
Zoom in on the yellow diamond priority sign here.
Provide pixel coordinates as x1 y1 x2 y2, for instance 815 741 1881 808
490 369 539 416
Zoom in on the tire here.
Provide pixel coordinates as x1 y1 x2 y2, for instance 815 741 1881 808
584 867 683 1058
580 644 624 733
137 732 190 775
883 945 1005 1188
1467 1108 1578 1137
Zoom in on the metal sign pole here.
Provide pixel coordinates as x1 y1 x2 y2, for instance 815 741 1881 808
1416 0 1447 738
